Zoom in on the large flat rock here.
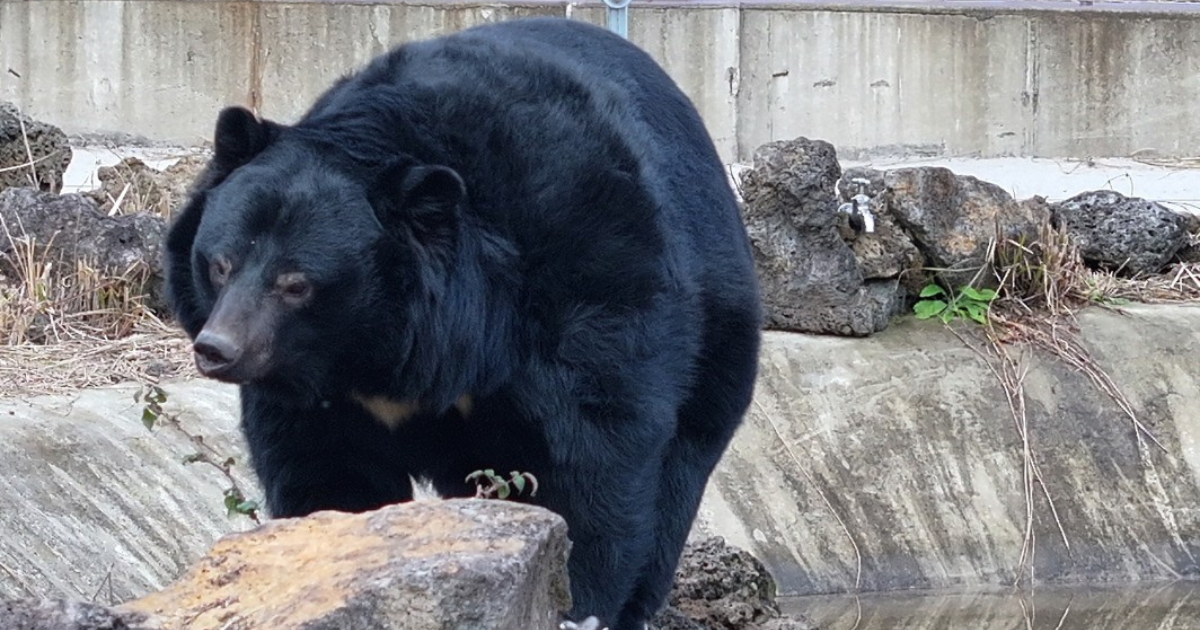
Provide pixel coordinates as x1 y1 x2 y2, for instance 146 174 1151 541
124 499 571 630
0 379 252 602
696 303 1200 595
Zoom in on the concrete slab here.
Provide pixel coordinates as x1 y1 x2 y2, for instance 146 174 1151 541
0 379 255 602
694 303 1200 596
6 305 1200 603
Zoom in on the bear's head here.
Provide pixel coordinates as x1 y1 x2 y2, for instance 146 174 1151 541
164 106 482 403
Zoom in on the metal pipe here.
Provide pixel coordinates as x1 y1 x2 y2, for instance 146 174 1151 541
604 0 632 38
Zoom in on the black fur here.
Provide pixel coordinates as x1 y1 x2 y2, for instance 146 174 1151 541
164 17 761 630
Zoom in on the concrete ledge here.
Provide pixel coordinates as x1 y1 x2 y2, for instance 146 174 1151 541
4 1 1200 162
697 304 1200 596
0 380 255 601
3 306 1200 601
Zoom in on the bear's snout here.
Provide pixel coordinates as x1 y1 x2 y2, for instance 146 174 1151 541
193 329 242 379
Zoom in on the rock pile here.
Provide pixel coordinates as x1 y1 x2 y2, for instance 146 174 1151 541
1050 190 1192 276
741 136 1200 337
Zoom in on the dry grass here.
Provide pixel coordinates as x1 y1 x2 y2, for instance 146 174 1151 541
990 220 1200 317
0 216 190 398
0 105 195 398
948 218 1200 588
87 156 195 219
0 328 191 397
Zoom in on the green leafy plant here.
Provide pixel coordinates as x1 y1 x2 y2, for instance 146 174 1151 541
222 487 261 519
466 468 539 500
135 383 262 523
914 283 998 325
138 384 169 430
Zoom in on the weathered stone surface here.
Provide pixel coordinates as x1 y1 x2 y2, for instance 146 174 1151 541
0 380 256 603
834 168 928 294
0 598 152 630
654 537 815 630
885 167 1048 288
846 210 925 294
8 306 1200 615
85 155 208 218
1049 190 1190 276
0 377 807 630
0 102 72 194
741 139 842 214
740 138 904 336
836 167 926 287
799 582 1200 630
696 304 1200 596
1176 211 1200 264
0 187 167 311
835 166 886 201
120 499 572 630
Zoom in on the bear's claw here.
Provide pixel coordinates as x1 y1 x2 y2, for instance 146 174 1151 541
559 617 608 630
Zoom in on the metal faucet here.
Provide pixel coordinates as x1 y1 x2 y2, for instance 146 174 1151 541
837 177 877 234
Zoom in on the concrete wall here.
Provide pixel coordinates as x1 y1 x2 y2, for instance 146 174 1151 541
3 0 1200 162
696 303 1200 596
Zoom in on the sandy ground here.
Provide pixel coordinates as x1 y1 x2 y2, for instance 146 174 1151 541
64 145 1200 218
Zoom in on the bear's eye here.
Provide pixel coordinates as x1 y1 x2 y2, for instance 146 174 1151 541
276 272 312 305
209 257 232 287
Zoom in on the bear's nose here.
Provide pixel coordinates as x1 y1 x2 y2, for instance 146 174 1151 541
193 330 241 376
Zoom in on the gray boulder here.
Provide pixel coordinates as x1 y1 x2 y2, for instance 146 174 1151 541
0 187 167 313
3 499 573 630
0 599 152 630
740 138 905 337
837 166 926 294
0 102 72 194
885 166 1048 289
1050 190 1190 275
655 536 815 630
1176 211 1200 264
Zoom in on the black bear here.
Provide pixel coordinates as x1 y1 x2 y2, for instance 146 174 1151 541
165 16 761 630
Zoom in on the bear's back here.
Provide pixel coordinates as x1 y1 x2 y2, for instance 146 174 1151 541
292 18 755 315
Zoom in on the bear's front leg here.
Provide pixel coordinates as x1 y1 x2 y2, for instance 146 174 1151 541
531 402 673 630
239 387 415 518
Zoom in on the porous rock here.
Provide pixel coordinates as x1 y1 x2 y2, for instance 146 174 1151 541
1050 190 1191 275
85 155 209 218
0 102 72 194
837 166 925 293
1175 211 1200 264
0 598 153 630
835 166 886 201
653 537 815 630
0 187 167 311
118 498 572 630
740 138 905 336
884 167 1048 289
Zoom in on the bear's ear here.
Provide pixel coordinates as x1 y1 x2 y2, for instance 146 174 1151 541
163 190 212 339
373 162 467 250
212 106 282 170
